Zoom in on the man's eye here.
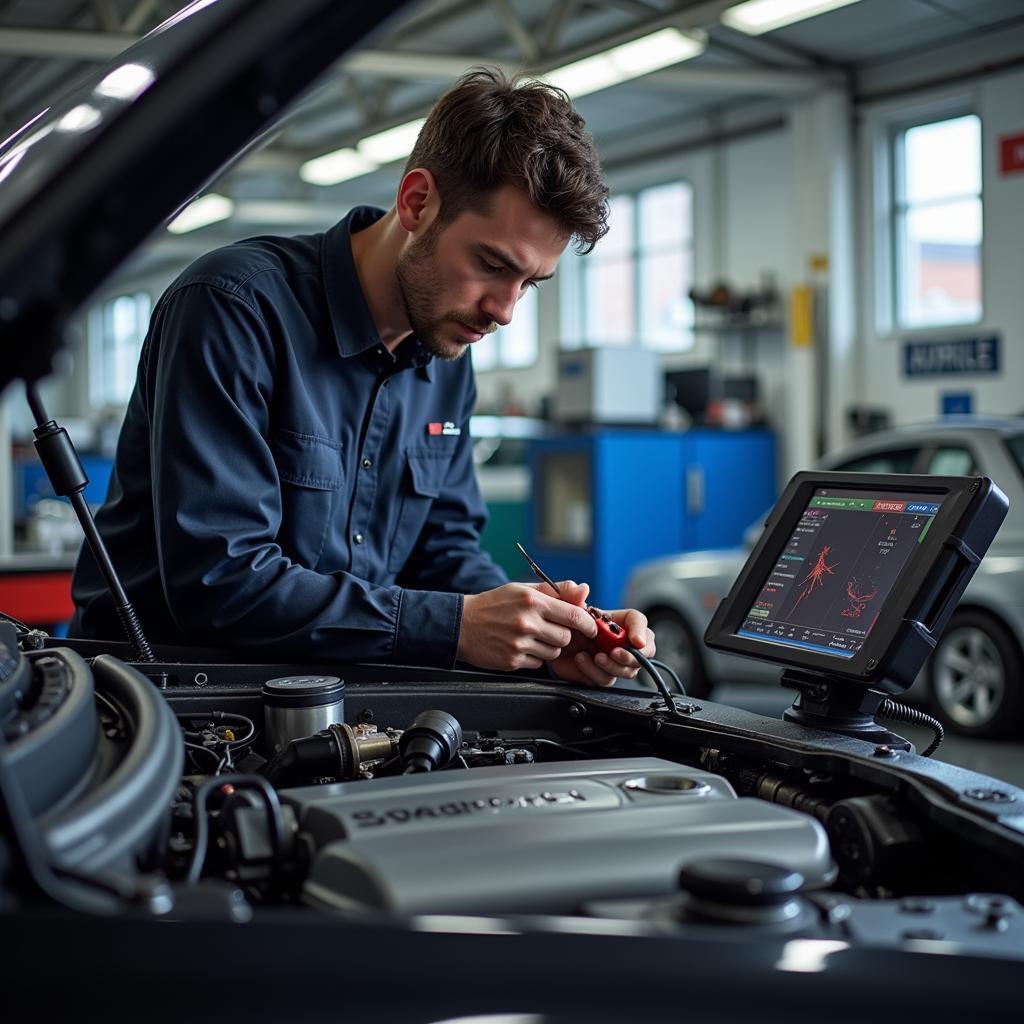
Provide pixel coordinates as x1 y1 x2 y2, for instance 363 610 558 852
480 258 502 274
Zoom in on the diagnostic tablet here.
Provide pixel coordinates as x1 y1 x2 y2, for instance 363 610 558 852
704 472 1008 696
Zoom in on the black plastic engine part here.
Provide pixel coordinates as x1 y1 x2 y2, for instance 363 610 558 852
677 859 817 931
826 794 926 886
399 710 463 774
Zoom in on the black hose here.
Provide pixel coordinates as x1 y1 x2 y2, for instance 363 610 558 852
878 697 944 757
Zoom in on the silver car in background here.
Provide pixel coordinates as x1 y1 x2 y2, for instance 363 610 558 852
624 418 1024 737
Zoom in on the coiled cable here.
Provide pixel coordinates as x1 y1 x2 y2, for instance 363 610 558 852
877 697 944 757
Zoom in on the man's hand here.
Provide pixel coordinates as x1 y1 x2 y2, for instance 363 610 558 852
458 581 598 671
548 594 656 688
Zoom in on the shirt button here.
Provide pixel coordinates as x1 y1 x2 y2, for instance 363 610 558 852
353 533 365 545
362 457 372 469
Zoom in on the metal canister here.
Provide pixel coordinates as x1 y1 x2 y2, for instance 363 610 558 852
261 675 345 754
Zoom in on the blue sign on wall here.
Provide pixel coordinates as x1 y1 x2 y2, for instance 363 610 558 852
941 392 973 415
903 334 1001 376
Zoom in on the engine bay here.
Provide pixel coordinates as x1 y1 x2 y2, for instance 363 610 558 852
5 629 1022 966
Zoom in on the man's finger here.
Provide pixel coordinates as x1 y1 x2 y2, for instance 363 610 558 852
542 595 597 636
573 652 616 687
522 640 563 662
620 609 650 650
595 651 640 679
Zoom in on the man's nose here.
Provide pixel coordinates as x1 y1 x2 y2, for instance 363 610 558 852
480 284 518 327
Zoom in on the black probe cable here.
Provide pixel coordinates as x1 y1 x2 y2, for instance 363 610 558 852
651 658 687 696
624 645 682 714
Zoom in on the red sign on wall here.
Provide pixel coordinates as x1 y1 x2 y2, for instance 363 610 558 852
1000 132 1024 175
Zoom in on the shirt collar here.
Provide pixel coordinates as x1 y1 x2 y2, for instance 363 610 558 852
322 206 434 381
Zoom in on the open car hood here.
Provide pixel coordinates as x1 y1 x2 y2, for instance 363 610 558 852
0 0 409 394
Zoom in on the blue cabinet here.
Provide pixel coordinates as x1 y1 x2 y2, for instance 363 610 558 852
525 430 776 607
14 454 114 523
680 430 776 550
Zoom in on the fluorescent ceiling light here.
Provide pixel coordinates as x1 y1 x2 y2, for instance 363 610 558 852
356 118 426 164
234 200 348 226
300 147 378 186
95 63 156 101
167 193 234 234
545 27 705 98
722 0 862 36
300 118 424 189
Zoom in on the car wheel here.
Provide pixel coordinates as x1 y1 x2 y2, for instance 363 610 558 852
927 611 1023 738
646 608 710 699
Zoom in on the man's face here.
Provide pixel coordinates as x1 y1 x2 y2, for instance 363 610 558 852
395 184 568 361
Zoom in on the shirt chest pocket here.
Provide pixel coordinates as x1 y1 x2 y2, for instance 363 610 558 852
387 446 454 572
271 427 344 568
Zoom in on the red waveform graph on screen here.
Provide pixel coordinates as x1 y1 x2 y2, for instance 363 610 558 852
792 546 838 611
840 577 878 619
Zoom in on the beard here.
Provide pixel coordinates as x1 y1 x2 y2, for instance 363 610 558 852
395 223 496 361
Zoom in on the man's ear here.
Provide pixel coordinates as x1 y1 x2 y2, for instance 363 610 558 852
396 168 440 235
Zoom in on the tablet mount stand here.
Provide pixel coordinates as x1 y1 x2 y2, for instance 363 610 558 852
781 669 912 751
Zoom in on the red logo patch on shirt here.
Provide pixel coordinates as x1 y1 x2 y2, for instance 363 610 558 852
427 421 461 437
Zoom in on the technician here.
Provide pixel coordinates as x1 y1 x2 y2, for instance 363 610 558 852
71 68 655 685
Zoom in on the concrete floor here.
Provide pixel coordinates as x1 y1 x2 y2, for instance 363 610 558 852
714 683 1024 789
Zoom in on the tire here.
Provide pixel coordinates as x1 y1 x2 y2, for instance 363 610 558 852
646 608 711 699
926 610 1023 738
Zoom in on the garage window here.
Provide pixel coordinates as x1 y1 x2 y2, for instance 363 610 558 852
89 291 152 408
892 114 982 329
577 181 694 351
471 283 538 371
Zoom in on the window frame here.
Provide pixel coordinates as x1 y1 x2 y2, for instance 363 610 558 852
570 178 695 353
888 109 983 333
88 290 152 409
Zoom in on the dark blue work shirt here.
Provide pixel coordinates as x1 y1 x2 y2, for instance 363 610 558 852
71 207 507 665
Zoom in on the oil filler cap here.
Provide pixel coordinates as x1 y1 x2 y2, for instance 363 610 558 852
678 859 810 929
680 859 804 905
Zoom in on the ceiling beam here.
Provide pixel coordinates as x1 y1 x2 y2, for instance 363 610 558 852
646 64 842 94
123 0 165 34
541 0 575 56
489 0 540 62
344 49 516 80
0 27 137 59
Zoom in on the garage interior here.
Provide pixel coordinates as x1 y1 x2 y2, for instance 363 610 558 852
1 0 1023 781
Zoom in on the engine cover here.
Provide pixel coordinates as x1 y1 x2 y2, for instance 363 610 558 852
283 757 833 916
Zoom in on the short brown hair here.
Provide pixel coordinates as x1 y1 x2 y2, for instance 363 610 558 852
405 67 609 254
